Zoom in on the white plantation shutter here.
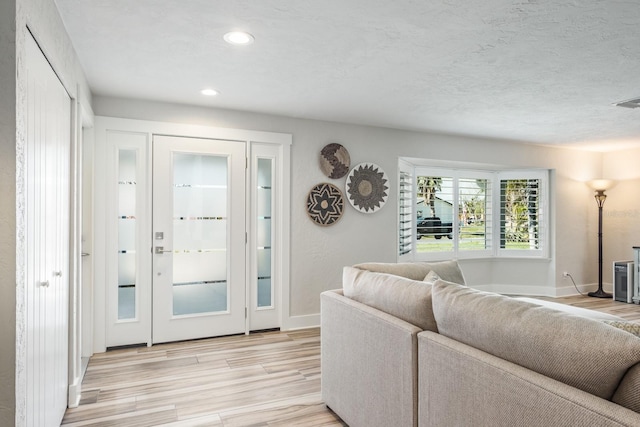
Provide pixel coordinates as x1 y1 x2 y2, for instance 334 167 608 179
498 170 548 257
415 174 455 254
458 177 492 253
398 168 414 259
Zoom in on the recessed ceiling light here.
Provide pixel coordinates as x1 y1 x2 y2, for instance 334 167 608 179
201 88 219 96
224 31 254 45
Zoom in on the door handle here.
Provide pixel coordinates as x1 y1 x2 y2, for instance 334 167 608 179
155 246 172 254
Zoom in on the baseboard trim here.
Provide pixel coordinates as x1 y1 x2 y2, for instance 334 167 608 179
472 282 612 297
68 382 81 409
283 313 320 331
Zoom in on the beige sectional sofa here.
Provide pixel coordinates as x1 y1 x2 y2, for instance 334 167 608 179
321 261 640 427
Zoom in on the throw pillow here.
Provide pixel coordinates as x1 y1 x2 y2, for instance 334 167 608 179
423 260 466 285
603 320 640 337
352 262 431 281
430 280 640 401
354 260 466 285
423 270 441 284
342 266 438 332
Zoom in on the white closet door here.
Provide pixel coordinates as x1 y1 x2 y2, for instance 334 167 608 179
25 33 71 426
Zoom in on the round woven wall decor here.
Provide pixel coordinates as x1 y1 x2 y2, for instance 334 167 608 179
319 143 351 179
306 183 345 226
346 163 389 213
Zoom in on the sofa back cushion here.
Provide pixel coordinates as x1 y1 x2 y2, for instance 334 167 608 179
342 266 438 332
353 260 465 285
515 297 623 321
430 280 640 401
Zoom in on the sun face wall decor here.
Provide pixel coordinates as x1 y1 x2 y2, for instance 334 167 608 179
346 163 389 214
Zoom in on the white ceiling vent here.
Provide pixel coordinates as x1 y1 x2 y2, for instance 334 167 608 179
614 97 640 109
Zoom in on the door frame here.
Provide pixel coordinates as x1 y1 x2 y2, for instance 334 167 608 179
92 117 291 352
69 99 95 409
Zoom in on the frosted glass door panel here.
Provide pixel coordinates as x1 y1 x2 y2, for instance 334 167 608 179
118 219 136 252
118 149 137 320
257 221 271 248
173 220 226 250
172 153 229 316
257 158 273 308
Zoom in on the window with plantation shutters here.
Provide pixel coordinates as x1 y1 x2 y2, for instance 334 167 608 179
398 160 548 260
498 171 547 257
459 177 492 252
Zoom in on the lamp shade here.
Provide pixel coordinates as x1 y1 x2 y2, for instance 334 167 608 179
587 179 615 191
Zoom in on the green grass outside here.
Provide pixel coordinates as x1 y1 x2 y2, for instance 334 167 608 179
416 224 535 253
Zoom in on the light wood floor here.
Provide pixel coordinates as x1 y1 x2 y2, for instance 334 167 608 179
63 296 640 426
62 328 345 427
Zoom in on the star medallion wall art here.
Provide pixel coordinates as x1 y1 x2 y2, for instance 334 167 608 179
346 163 389 213
306 183 345 226
319 143 351 179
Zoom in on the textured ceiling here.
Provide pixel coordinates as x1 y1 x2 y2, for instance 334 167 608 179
54 0 640 150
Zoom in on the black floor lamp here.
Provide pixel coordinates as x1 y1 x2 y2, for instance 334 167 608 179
588 180 614 298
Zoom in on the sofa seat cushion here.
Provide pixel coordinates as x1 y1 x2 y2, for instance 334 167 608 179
431 280 640 401
604 321 640 413
342 266 438 332
612 362 640 413
353 260 465 284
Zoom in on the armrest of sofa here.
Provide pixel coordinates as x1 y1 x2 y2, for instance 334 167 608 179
321 289 421 427
418 331 640 427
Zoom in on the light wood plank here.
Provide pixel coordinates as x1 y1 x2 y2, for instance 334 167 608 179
64 297 640 426
63 329 345 426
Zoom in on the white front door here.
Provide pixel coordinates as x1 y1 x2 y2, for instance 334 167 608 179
98 118 290 350
151 135 246 343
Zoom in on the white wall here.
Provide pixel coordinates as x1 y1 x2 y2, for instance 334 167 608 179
0 0 17 424
93 96 607 322
604 147 640 271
